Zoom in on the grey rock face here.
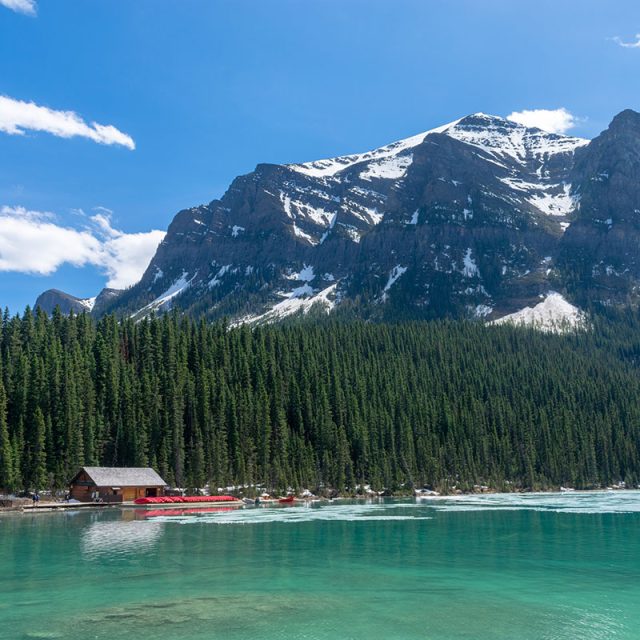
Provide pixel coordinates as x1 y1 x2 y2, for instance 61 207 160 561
559 110 640 304
34 289 94 315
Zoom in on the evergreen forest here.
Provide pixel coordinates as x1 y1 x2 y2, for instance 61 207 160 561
1 307 640 495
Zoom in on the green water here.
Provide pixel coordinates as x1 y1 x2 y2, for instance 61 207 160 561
2 493 640 640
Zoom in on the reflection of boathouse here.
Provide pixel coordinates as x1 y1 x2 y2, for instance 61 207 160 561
69 467 167 503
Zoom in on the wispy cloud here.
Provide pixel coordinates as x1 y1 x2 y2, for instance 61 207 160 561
0 95 135 149
612 34 640 49
0 0 36 15
506 108 578 135
0 206 164 288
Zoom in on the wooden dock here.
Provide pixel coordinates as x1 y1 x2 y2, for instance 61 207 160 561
8 498 245 513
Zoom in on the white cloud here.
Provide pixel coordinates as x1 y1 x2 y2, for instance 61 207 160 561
613 34 640 49
0 206 102 275
92 214 166 288
0 206 164 288
0 0 36 15
506 108 577 135
0 95 135 149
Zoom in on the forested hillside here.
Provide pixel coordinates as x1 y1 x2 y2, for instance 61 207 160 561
1 308 640 494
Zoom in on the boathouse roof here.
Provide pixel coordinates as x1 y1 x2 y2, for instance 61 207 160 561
71 467 167 487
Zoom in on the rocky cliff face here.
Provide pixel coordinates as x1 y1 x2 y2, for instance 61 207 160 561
559 110 640 305
41 110 640 327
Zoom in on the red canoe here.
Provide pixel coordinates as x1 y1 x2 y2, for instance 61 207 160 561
134 495 236 505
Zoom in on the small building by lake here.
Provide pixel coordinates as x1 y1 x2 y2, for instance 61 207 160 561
69 467 167 503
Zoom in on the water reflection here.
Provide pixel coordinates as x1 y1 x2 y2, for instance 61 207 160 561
143 501 433 525
81 519 163 559
138 506 236 518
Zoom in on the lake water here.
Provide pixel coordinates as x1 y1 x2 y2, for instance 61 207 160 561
2 492 640 640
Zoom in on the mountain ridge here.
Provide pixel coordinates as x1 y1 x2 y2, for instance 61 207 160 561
35 109 640 329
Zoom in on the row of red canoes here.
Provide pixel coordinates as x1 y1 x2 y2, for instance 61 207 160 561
133 495 237 505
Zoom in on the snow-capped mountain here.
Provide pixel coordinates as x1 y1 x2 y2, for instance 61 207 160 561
37 109 640 328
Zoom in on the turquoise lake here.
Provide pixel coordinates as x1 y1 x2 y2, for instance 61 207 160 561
2 492 640 640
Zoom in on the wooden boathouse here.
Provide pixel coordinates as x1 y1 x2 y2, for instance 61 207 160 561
68 467 167 503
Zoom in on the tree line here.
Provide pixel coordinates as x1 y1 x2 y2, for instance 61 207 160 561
1 306 640 494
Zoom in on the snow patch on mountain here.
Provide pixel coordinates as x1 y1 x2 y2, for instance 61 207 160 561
288 119 461 178
297 202 334 226
281 192 293 219
156 272 191 303
288 284 314 298
474 304 493 318
279 191 336 228
79 296 97 312
461 248 479 277
292 223 317 244
135 271 194 317
237 284 338 325
492 292 585 333
209 264 232 288
287 265 315 282
360 154 413 181
381 265 407 301
338 223 362 243
501 178 577 219
527 183 576 218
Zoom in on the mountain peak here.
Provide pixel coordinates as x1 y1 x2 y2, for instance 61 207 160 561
442 113 588 162
455 112 508 125
607 109 640 133
286 112 586 179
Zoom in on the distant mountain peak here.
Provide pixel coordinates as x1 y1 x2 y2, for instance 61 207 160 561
35 289 95 315
35 287 123 316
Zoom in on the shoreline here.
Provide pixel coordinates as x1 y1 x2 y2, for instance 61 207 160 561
2 487 639 515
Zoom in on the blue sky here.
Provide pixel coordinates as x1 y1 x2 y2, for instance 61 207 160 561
1 0 639 312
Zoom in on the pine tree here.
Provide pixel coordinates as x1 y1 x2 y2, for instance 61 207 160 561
0 372 15 491
30 407 47 491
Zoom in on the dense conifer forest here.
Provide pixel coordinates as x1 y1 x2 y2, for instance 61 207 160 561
1 307 640 495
